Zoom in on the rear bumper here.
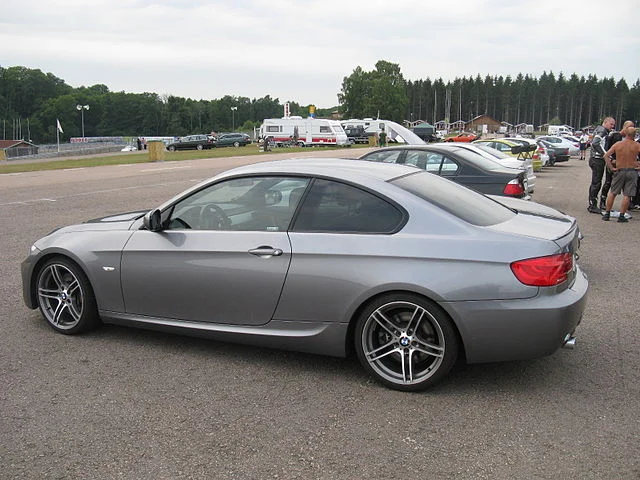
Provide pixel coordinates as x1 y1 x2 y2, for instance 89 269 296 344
443 265 588 363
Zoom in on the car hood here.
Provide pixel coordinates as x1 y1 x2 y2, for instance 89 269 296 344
45 210 148 234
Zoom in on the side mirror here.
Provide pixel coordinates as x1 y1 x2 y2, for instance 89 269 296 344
143 209 163 232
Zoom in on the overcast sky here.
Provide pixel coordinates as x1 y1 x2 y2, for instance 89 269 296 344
2 0 639 109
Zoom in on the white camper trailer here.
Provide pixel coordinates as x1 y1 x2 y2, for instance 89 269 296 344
260 117 349 147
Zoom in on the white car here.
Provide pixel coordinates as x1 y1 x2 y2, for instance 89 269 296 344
536 135 580 156
437 142 536 195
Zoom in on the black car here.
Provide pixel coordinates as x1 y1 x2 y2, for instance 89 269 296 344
166 134 215 151
214 132 251 147
359 145 528 198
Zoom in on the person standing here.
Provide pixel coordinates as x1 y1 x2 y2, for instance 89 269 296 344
378 127 387 148
578 131 589 160
599 121 633 210
602 126 640 222
587 117 615 213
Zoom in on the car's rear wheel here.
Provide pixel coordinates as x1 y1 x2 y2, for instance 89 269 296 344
168 145 176 151
355 293 458 391
36 258 99 334
197 144 204 150
233 141 240 147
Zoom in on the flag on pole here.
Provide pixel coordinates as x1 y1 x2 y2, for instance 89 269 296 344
56 119 63 133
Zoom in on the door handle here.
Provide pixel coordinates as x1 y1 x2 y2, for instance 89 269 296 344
248 246 283 257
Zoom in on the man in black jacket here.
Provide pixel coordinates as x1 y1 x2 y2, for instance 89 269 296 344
587 117 616 213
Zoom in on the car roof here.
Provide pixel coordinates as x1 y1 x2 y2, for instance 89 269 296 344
217 158 420 183
476 138 519 146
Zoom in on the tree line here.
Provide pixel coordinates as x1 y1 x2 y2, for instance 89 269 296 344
2 63 639 144
340 61 640 130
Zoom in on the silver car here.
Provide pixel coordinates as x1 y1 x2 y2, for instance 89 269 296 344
21 159 588 391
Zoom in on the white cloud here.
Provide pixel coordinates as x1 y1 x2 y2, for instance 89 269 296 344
1 0 638 107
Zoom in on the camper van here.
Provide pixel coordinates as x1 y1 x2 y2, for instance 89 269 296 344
548 125 572 135
260 117 349 147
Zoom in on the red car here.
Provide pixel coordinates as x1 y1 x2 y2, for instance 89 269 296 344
444 132 480 142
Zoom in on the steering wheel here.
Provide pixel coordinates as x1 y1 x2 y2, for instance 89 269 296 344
200 204 231 230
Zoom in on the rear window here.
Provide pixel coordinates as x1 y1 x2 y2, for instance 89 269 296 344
437 147 507 171
391 171 515 226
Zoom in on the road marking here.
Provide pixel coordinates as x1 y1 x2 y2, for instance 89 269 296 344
0 180 204 207
143 166 192 172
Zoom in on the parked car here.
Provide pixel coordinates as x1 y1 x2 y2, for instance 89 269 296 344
502 137 546 169
166 134 215 151
537 139 571 163
21 159 587 391
214 132 251 147
474 138 543 172
439 142 536 194
444 132 480 142
536 135 580 156
358 144 529 198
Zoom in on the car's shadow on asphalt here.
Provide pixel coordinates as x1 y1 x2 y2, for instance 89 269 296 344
76 323 564 396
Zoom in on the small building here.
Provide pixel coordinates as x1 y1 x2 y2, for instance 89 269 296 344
449 120 467 132
434 120 449 131
0 140 38 160
465 115 501 134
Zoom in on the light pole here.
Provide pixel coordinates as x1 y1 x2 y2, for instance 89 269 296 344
230 106 237 131
76 104 89 138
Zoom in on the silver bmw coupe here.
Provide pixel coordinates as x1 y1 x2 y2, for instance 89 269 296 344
22 159 588 391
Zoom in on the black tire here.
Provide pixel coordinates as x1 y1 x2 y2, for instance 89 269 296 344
354 293 459 391
197 144 204 150
36 257 100 334
233 141 240 147
168 145 176 152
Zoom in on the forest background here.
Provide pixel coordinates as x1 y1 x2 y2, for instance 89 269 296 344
2 60 639 144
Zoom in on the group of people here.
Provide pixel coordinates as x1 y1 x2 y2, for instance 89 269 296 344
587 117 640 223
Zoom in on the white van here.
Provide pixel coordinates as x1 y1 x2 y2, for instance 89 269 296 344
548 125 572 135
260 117 349 147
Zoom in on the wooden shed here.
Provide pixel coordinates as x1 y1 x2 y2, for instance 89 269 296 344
465 115 501 134
0 140 38 160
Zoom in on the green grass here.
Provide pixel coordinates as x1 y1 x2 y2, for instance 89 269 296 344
0 144 367 174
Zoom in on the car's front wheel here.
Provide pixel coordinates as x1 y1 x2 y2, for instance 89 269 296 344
197 144 204 150
355 293 459 391
168 145 176 152
36 258 99 334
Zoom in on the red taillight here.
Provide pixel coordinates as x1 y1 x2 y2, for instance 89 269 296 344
503 179 525 196
510 253 574 286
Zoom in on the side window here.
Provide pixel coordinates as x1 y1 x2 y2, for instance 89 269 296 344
497 143 511 152
404 150 429 169
362 150 403 163
166 177 310 232
440 156 460 176
292 179 404 233
425 153 444 173
319 126 331 133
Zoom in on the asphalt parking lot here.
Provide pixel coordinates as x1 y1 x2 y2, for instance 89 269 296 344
0 150 638 479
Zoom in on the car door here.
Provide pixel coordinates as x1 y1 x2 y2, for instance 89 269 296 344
274 178 406 322
120 176 310 326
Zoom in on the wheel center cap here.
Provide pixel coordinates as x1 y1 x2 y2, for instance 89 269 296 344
61 292 68 300
400 336 411 347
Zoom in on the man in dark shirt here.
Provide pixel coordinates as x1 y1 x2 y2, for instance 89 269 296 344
587 117 615 213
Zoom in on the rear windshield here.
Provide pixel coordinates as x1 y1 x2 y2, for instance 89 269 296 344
437 147 508 171
391 171 515 226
